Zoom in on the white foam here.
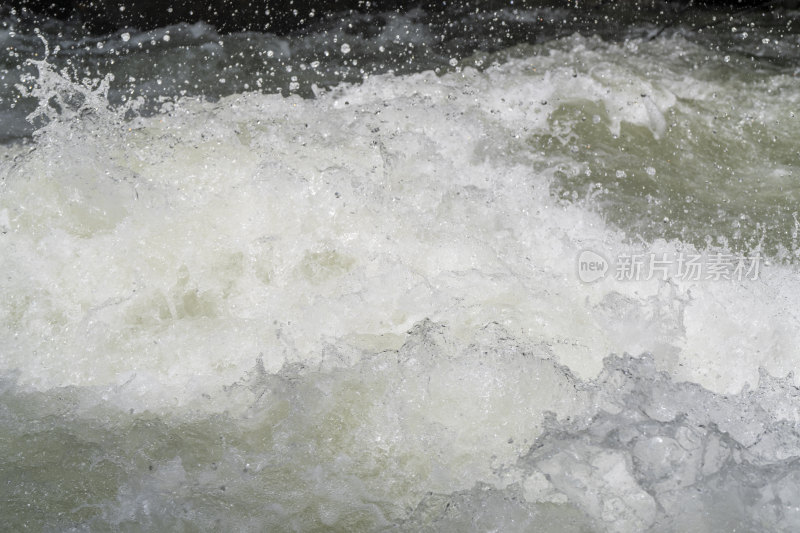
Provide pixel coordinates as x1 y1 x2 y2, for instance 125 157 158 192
2 35 800 409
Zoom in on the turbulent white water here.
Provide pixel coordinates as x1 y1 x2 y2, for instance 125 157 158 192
2 8 800 532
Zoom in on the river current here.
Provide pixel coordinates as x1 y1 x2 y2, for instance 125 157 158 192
2 3 800 531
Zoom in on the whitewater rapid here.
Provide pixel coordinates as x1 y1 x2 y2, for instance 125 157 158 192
2 29 800 532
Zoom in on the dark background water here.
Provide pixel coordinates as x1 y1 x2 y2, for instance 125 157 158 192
5 0 794 34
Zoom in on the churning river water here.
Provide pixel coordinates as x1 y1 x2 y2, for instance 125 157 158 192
2 2 800 531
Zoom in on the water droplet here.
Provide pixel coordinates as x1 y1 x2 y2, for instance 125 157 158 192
121 33 130 42
449 58 458 67
341 43 351 54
